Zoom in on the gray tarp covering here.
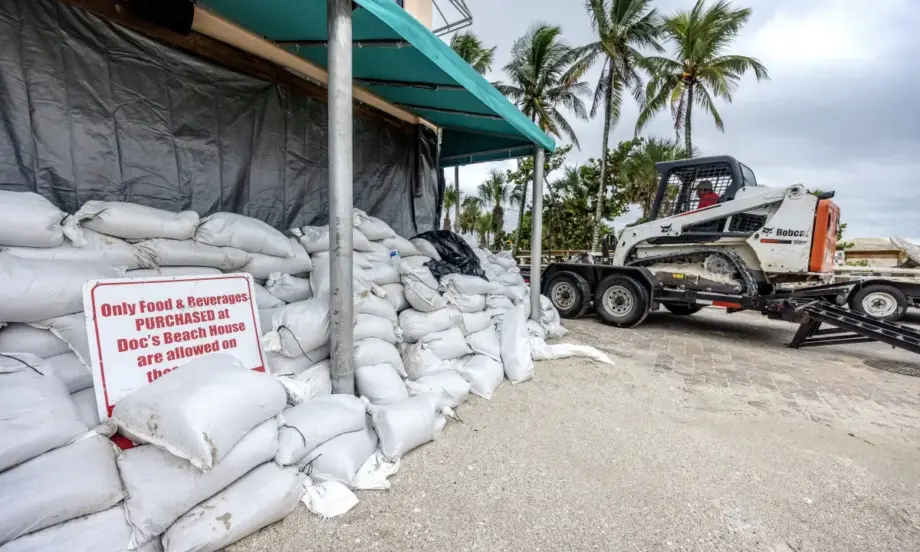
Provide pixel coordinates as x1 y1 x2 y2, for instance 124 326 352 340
0 0 439 236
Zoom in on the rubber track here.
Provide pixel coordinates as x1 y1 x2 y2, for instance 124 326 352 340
626 248 758 296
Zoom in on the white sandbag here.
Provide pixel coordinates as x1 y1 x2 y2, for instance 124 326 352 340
253 283 285 309
112 354 286 471
264 298 331 357
410 237 441 260
0 434 124 544
540 295 568 338
303 422 378 488
266 272 313 303
0 354 87 472
399 260 439 290
402 342 457 381
32 313 90 365
134 238 250 270
195 213 295 258
440 273 500 295
2 229 154 269
404 281 448 313
529 336 614 365
119 419 278 546
381 235 421 257
0 505 162 552
44 352 92 393
162 463 304 552
354 313 398 344
363 240 393 264
445 289 486 313
494 251 518 269
0 191 66 247
353 208 396 241
458 354 504 399
397 307 459 343
71 387 101 428
495 272 525 287
309 254 374 298
486 293 515 313
298 225 372 253
275 394 367 466
267 346 328 377
465 326 501 361
351 450 401 491
498 284 529 303
457 310 492 336
302 481 359 519
354 338 406 377
235 238 313 279
356 292 398 322
501 307 534 383
0 257 126 323
381 283 409 312
401 255 430 268
127 266 222 277
66 201 198 242
420 326 472 361
364 262 401 285
527 319 548 340
406 371 470 408
258 308 278 335
277 361 332 405
356 363 409 404
0 324 70 357
366 393 447 461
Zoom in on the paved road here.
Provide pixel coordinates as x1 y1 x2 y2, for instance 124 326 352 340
232 308 920 552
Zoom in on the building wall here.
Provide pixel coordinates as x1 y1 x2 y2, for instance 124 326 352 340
403 0 433 28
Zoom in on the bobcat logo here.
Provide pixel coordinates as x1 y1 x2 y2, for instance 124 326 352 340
762 227 773 235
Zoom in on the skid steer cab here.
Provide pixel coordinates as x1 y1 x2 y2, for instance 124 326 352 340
542 155 843 328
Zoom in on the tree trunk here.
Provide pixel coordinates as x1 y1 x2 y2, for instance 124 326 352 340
590 80 614 251
685 83 694 156
512 167 528 255
453 166 460 233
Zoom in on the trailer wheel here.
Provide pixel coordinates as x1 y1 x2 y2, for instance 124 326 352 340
545 271 591 319
594 275 649 328
849 284 907 322
663 304 703 316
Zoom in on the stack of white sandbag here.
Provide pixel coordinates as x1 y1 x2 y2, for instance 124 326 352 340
0 353 130 551
112 354 301 552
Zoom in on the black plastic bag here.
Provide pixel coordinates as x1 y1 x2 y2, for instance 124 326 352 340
413 230 487 280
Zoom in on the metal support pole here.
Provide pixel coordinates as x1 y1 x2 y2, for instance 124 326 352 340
328 0 354 394
529 146 545 321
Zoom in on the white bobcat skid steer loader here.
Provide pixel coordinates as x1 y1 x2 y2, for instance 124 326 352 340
541 155 841 327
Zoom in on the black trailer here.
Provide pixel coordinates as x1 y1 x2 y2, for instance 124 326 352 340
533 261 920 356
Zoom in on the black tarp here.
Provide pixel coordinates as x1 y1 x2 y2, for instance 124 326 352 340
0 0 439 237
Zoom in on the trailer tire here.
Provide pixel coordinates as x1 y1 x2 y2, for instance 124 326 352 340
594 275 649 328
545 271 591 319
849 284 907 322
663 304 703 316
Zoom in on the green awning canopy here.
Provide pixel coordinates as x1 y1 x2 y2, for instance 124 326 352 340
199 0 555 166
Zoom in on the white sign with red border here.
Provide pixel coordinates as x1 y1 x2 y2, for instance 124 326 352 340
83 273 267 420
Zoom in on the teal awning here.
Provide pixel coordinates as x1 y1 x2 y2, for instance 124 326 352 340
199 0 555 166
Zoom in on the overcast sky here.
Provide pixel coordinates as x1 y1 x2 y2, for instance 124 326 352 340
438 0 920 241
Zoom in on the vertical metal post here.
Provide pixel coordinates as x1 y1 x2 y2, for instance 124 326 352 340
328 0 354 394
529 146 545 321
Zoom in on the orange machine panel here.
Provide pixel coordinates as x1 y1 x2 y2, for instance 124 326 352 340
809 199 840 272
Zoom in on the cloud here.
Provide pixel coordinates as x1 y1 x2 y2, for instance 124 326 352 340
451 0 920 241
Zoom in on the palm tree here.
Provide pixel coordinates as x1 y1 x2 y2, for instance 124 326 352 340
450 32 496 238
442 187 460 232
475 212 494 249
477 169 511 249
636 0 769 154
621 137 690 217
495 24 591 255
581 0 662 251
459 196 482 236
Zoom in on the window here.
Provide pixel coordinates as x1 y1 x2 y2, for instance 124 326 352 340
659 163 733 217
740 163 757 187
